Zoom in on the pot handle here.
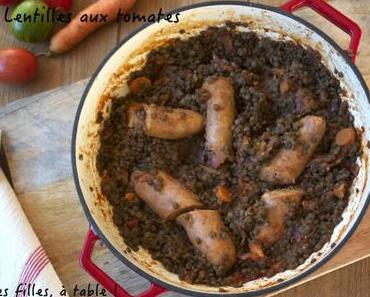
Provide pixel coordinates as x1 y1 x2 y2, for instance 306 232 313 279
280 0 362 62
80 228 167 297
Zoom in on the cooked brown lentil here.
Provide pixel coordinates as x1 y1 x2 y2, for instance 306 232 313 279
96 24 360 286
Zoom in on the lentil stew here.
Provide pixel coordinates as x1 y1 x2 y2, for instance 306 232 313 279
96 24 360 287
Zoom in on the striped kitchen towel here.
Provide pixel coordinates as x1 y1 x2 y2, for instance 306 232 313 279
0 169 68 296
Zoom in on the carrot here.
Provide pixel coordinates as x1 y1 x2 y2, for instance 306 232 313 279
124 192 136 202
49 0 137 54
240 242 265 262
335 127 356 146
279 79 290 94
333 182 346 199
129 77 152 95
249 242 265 259
215 185 232 204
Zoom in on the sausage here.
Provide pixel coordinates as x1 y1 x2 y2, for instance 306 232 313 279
177 209 237 272
257 188 304 245
131 170 203 220
260 115 326 184
202 77 235 168
128 103 204 140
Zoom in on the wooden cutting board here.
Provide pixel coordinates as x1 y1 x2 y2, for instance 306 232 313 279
1 75 369 296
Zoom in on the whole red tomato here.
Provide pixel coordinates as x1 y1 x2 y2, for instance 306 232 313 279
0 48 38 85
0 0 20 5
44 0 72 10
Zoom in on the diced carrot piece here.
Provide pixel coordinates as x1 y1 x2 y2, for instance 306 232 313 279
333 183 346 199
280 80 290 94
215 185 232 203
240 242 265 261
129 77 152 95
249 242 265 259
335 127 356 146
125 192 136 202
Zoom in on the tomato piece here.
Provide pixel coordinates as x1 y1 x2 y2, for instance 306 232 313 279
10 0 54 43
0 0 20 5
44 0 72 11
0 48 38 85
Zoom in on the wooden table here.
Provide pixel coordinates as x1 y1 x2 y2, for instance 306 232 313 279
0 1 369 297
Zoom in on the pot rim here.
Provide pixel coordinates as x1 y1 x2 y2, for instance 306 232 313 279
71 1 370 296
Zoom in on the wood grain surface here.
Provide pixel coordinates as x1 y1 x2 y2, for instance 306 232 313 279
0 0 369 297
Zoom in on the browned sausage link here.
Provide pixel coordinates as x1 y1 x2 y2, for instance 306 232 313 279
257 189 304 245
177 209 237 272
202 77 235 168
128 103 204 140
260 115 326 184
131 170 203 221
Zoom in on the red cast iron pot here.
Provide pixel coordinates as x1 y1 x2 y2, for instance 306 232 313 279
72 0 370 296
